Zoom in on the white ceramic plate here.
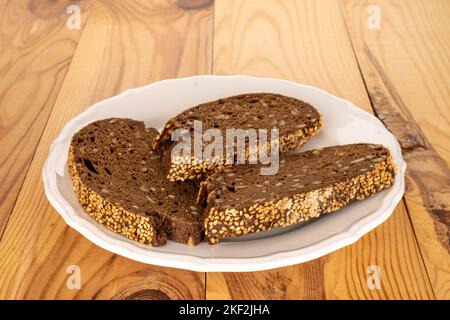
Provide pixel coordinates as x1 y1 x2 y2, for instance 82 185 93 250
43 75 406 272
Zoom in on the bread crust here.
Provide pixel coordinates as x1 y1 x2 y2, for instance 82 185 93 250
68 146 164 246
200 152 397 244
153 93 323 181
67 118 204 247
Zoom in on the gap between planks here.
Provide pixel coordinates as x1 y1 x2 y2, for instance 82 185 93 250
336 1 436 292
339 0 449 299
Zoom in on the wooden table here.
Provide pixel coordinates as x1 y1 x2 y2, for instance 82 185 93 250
0 0 448 300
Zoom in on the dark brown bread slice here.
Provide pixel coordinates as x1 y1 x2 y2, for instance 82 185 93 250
68 118 203 246
153 93 323 181
198 143 397 244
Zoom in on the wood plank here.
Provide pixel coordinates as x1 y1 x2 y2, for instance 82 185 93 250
0 0 91 237
208 0 434 299
0 0 212 299
340 0 450 299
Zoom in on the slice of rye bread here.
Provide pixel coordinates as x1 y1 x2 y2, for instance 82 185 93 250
198 143 397 244
153 93 323 181
68 118 204 246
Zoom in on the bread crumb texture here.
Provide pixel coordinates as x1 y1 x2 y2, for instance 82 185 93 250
167 117 323 182
68 146 159 246
204 155 397 244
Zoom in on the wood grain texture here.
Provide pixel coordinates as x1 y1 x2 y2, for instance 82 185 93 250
340 0 450 299
0 0 444 300
0 0 212 299
207 259 326 300
209 0 434 299
0 0 91 238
